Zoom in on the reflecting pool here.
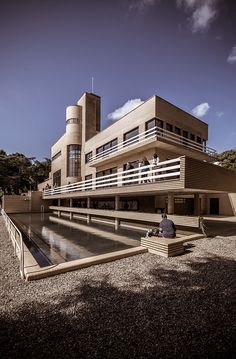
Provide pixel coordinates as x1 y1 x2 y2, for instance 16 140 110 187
10 213 143 266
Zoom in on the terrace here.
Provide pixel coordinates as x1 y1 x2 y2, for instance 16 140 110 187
87 126 217 167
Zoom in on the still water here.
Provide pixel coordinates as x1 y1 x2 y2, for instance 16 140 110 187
10 213 143 266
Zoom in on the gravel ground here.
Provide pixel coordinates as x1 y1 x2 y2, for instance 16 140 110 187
0 216 236 359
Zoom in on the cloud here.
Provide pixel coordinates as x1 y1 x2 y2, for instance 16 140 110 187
227 45 236 64
177 0 219 33
192 102 210 117
128 0 158 13
108 99 144 121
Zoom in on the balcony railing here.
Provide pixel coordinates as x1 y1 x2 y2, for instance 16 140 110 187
43 157 181 197
88 126 216 165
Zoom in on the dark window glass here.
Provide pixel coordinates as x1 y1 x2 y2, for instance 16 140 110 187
175 127 181 135
197 136 202 144
190 133 195 141
53 169 61 187
124 127 139 147
85 151 92 163
146 118 163 131
85 174 92 180
183 130 188 138
52 151 61 161
96 138 118 155
67 144 81 177
96 167 117 188
66 118 79 125
166 123 173 132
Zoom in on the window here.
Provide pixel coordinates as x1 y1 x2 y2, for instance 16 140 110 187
183 130 188 145
197 136 202 144
96 138 118 156
145 118 163 137
96 167 117 188
190 133 195 141
166 123 173 132
53 170 61 187
85 174 92 190
52 151 61 161
66 118 79 125
85 151 92 164
67 144 81 177
123 127 139 147
175 127 181 135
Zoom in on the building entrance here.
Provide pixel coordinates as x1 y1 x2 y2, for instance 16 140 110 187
210 198 219 215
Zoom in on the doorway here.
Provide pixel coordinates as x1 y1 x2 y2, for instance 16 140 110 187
210 198 219 215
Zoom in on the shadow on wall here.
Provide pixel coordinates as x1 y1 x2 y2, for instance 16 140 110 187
1 256 236 358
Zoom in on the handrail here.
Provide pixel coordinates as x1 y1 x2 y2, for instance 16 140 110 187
88 126 216 164
43 157 181 197
1 209 25 279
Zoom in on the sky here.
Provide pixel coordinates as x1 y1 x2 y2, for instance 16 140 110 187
0 0 235 160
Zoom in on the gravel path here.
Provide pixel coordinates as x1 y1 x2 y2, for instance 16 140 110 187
0 216 236 359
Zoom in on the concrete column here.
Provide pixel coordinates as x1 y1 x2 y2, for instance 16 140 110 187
115 195 120 211
58 199 61 207
167 192 174 215
69 198 72 207
194 193 200 216
115 218 120 230
115 195 120 230
87 197 91 208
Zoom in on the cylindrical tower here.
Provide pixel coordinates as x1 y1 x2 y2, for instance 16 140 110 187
65 105 82 183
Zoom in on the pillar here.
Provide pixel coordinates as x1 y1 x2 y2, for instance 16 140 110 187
115 195 120 210
167 192 174 215
115 195 120 230
194 193 200 216
87 197 91 224
69 198 73 220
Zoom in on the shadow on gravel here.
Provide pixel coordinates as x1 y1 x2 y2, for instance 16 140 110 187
1 256 236 359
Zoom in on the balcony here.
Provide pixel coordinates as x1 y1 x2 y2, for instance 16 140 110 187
87 126 217 167
43 157 181 198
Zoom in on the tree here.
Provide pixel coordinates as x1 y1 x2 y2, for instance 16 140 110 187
0 150 51 196
216 149 236 171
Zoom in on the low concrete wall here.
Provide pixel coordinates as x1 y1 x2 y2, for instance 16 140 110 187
2 192 52 213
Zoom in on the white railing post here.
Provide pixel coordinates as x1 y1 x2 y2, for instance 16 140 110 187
1 209 25 280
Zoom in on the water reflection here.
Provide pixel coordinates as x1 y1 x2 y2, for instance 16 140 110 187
10 213 143 266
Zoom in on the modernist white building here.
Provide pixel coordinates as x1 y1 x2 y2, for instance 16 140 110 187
39 92 236 228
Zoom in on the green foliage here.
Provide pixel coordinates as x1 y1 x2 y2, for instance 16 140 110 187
216 148 236 171
0 150 51 197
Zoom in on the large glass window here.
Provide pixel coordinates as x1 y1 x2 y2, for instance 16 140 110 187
96 167 117 188
166 123 173 132
190 133 195 141
175 127 181 136
146 118 163 131
67 144 81 177
96 138 118 156
123 127 139 147
53 169 61 187
85 151 92 164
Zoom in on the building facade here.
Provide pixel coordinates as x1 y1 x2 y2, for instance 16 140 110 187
39 92 236 226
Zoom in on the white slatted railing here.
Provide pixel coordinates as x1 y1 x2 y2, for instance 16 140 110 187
43 158 181 197
88 126 216 164
1 209 25 279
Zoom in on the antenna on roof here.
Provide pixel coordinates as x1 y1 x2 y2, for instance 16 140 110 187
91 76 94 93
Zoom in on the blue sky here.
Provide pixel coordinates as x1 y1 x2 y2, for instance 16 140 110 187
0 0 235 159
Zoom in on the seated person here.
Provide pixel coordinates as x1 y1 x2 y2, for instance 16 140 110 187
159 213 176 238
146 213 176 238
